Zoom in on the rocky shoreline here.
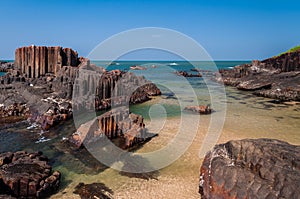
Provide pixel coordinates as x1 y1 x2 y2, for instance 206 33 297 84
215 50 300 101
0 46 162 198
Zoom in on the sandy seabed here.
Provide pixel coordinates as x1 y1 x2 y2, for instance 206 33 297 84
51 93 300 199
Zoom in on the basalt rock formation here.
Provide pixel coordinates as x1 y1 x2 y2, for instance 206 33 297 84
71 107 155 149
0 151 61 198
216 49 300 101
73 67 161 112
0 46 161 131
14 46 79 78
199 139 300 199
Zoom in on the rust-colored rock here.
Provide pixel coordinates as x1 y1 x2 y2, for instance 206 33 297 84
0 151 61 198
14 45 79 78
184 105 213 114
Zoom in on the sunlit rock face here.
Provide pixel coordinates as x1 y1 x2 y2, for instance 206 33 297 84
14 46 79 78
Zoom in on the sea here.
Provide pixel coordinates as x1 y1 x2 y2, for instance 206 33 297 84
1 61 300 198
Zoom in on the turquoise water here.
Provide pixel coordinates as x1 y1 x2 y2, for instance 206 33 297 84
0 72 5 76
91 60 249 71
2 60 300 198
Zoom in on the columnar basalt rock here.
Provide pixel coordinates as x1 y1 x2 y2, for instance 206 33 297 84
262 50 300 72
14 46 79 78
70 108 150 149
73 67 161 111
1 46 161 132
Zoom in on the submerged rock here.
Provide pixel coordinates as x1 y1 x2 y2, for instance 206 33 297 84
184 105 213 114
175 71 202 77
73 182 113 199
199 139 300 199
0 151 61 198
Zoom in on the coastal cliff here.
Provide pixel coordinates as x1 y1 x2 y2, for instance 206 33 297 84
216 48 300 101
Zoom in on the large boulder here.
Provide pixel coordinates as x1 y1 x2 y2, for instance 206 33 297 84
199 139 300 199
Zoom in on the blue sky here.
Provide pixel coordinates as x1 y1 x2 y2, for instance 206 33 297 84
0 0 300 60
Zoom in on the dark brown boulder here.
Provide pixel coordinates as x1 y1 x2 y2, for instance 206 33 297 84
199 139 300 199
73 182 113 199
0 151 61 198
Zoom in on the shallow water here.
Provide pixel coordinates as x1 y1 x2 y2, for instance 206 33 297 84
0 61 299 198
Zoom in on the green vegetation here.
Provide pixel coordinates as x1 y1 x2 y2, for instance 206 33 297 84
277 45 300 57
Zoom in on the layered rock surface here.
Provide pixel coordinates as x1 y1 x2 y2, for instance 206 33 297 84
0 151 61 198
71 107 153 149
216 50 300 101
199 139 300 199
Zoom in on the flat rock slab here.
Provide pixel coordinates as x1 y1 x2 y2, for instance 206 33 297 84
0 151 61 198
199 139 300 199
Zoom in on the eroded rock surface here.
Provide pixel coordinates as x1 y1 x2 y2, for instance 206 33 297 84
0 151 61 198
199 139 300 199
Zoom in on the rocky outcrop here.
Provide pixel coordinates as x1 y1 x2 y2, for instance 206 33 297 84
262 50 300 72
175 71 202 77
184 105 213 114
73 182 113 199
216 49 300 101
199 139 300 199
71 107 154 149
1 46 161 132
0 151 61 198
14 46 79 78
0 103 30 127
0 61 14 72
74 68 161 111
